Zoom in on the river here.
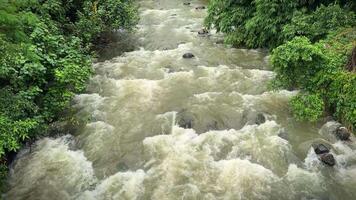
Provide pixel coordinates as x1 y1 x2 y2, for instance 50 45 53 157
4 0 356 199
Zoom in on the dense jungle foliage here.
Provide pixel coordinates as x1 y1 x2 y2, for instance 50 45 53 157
0 0 138 187
206 0 356 129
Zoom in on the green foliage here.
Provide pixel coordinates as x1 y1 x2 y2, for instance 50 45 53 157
272 28 356 127
206 0 355 48
283 5 355 42
290 93 325 121
271 37 328 90
75 0 139 45
0 0 138 188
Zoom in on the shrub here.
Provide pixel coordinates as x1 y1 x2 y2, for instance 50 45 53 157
290 93 325 122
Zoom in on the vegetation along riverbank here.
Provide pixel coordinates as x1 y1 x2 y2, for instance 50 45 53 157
0 0 138 189
205 0 355 129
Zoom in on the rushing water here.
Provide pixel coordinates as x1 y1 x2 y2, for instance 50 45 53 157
5 0 356 199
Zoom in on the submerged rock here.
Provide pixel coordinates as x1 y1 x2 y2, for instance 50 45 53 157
255 113 266 125
313 143 330 155
182 53 195 59
278 131 289 140
335 126 351 140
198 29 209 35
320 153 336 166
195 6 205 10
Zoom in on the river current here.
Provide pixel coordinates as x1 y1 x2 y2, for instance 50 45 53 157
5 0 356 199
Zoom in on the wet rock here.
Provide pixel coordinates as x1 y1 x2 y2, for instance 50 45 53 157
178 118 193 129
320 153 336 166
278 131 288 140
183 2 190 5
195 6 205 10
335 126 351 140
198 29 209 35
183 53 195 59
177 109 194 129
255 113 266 125
313 143 330 155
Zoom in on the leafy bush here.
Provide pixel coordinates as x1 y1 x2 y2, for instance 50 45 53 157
290 93 325 121
283 4 355 42
206 0 355 48
75 0 139 45
271 37 328 90
271 28 356 127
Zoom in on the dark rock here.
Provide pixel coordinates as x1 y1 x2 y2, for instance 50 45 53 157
255 113 266 125
278 131 288 140
183 2 190 5
195 6 205 10
177 109 194 129
178 118 193 128
336 126 351 140
313 143 330 155
198 29 209 35
320 153 336 166
183 53 195 59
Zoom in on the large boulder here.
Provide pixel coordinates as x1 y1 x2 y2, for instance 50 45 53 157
320 153 336 166
335 126 351 140
313 143 330 155
183 53 195 59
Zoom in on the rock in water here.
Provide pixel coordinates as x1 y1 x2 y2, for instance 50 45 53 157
178 117 193 129
320 153 336 166
183 2 190 5
336 126 351 140
278 131 288 140
313 143 330 155
183 53 195 59
198 29 209 35
195 6 205 10
255 113 266 125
